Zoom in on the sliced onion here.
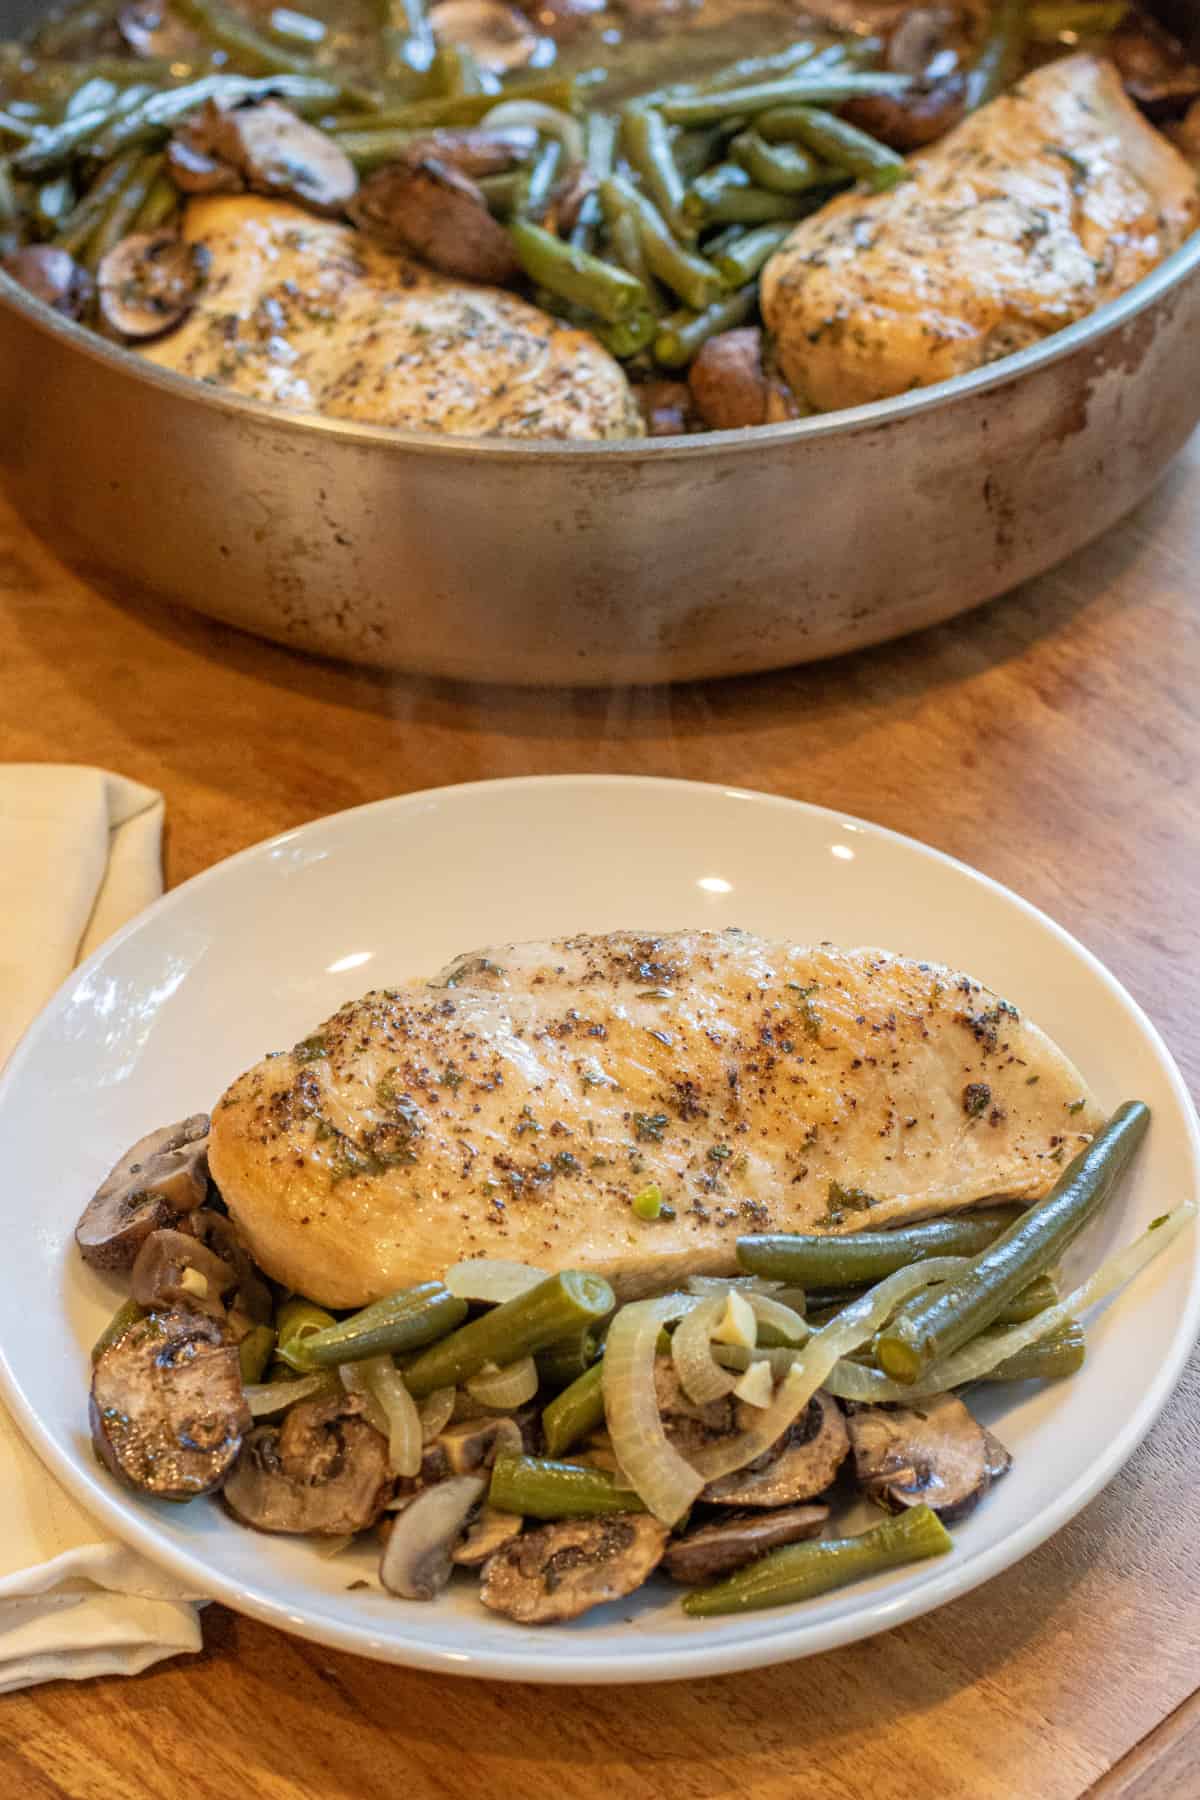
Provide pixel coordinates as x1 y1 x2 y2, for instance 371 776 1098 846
359 1355 423 1476
671 1296 737 1405
602 1294 704 1525
445 1257 546 1303
464 1354 539 1408
483 99 584 162
419 1386 456 1442
824 1203 1197 1403
747 1293 808 1345
339 1359 391 1440
713 1343 803 1380
244 1373 330 1417
685 1275 785 1296
687 1257 968 1483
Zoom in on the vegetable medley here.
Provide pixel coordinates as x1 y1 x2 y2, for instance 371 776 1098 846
79 1095 1193 1623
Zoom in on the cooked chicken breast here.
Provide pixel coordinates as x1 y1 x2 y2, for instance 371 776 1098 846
761 54 1199 413
208 930 1102 1307
142 196 640 439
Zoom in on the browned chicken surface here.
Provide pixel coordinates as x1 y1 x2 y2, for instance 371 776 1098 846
208 929 1102 1308
761 54 1200 413
141 195 641 438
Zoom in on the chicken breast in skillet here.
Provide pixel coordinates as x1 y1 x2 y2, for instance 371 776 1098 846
761 54 1200 414
141 195 641 439
207 930 1102 1307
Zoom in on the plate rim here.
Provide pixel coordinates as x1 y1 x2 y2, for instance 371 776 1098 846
1 773 1197 1683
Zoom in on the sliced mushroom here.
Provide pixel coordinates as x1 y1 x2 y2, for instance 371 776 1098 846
97 231 210 340
479 1514 669 1623
166 135 245 196
130 1226 236 1317
90 1308 248 1500
981 1425 1013 1485
451 1503 524 1566
1111 21 1200 117
701 1392 851 1507
2 245 93 319
846 1392 1007 1521
421 1414 524 1483
380 1474 487 1597
188 1209 274 1328
119 0 206 62
432 0 540 71
389 127 538 181
76 1114 211 1270
223 1393 392 1535
689 328 775 432
174 100 358 214
635 379 694 437
663 1505 829 1584
348 158 519 283
840 78 965 151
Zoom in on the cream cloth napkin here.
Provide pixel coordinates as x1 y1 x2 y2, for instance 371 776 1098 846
0 765 203 1692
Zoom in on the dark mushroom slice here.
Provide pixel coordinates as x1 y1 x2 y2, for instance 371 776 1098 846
76 1114 211 1270
380 1474 487 1598
98 231 210 340
663 1505 830 1585
182 100 357 214
452 1503 524 1566
90 1308 249 1500
1111 20 1200 118
349 157 519 284
188 1209 273 1329
635 379 694 437
2 245 93 319
841 76 965 150
981 1424 1013 1484
392 128 538 182
700 1392 851 1507
131 1226 236 1317
166 135 244 196
223 1393 392 1535
479 1514 670 1623
421 1415 524 1483
431 0 540 71
846 1391 1007 1522
689 327 776 432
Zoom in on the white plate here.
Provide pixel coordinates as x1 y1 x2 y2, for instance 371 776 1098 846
0 776 1196 1683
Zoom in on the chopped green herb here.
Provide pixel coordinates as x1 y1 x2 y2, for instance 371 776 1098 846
633 1112 669 1143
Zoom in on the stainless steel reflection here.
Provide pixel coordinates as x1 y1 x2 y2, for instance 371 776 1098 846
2 163 1199 682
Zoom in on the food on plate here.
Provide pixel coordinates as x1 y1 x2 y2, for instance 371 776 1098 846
761 54 1200 411
4 0 1200 436
75 928 1195 1627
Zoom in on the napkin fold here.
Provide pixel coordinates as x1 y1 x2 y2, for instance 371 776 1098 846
0 765 204 1693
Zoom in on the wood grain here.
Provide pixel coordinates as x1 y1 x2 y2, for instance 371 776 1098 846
0 429 1197 1800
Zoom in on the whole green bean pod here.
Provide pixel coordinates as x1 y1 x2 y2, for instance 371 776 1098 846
682 1504 951 1614
653 282 757 367
91 1297 146 1363
510 218 647 323
334 127 420 172
600 175 719 308
85 148 162 269
672 125 727 183
66 76 120 118
541 1359 606 1456
754 105 909 191
325 75 576 133
730 131 829 194
965 0 1029 110
53 150 140 254
279 1281 467 1370
983 1320 1085 1382
594 305 658 359
712 221 792 288
682 165 806 227
876 1101 1150 1384
404 1269 615 1398
275 1296 338 1359
489 1453 645 1518
995 1272 1059 1324
738 1208 1023 1287
13 84 155 176
661 72 911 129
536 1328 600 1390
133 166 180 233
815 1268 1058 1335
620 104 688 236
238 1323 278 1386
640 38 847 110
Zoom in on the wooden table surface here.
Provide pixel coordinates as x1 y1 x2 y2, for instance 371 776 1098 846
0 441 1197 1800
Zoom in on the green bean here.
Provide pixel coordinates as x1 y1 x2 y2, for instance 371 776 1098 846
0 111 37 144
738 1208 1024 1287
279 1281 467 1370
267 6 329 48
984 1320 1085 1382
33 173 76 235
996 1272 1059 1324
585 109 616 181
334 127 421 172
682 164 807 227
965 0 1029 111
661 73 912 128
542 1359 606 1455
1028 0 1126 38
712 221 791 288
601 176 721 308
92 72 346 159
133 166 179 233
53 150 139 254
754 105 908 192
653 282 757 367
535 1327 600 1390
238 1324 278 1385
85 148 162 269
377 0 435 85
673 125 727 183
66 76 119 118
404 1269 615 1398
171 0 320 78
638 38 844 110
682 1504 951 1614
91 1298 146 1363
517 137 563 222
510 218 647 324
876 1102 1150 1385
275 1296 338 1359
594 305 658 359
430 43 486 98
607 210 657 299
730 131 830 194
569 190 601 253
13 85 153 176
621 104 687 237
489 1453 645 1518
326 75 576 134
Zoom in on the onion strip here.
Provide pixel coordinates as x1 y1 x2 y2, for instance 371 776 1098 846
464 1354 539 1408
339 1359 392 1442
418 1386 456 1442
747 1293 808 1345
603 1293 704 1525
482 99 584 161
244 1373 330 1417
445 1258 546 1304
671 1297 738 1404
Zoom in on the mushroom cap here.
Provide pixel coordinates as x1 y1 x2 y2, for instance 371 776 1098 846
846 1392 1005 1521
348 158 519 284
663 1504 830 1584
223 1393 392 1535
451 1502 524 1566
421 1415 524 1482
2 245 92 319
479 1514 669 1623
90 1308 249 1500
431 0 540 72
177 100 357 214
700 1391 851 1507
97 233 211 340
130 1226 235 1316
379 1474 487 1598
76 1114 210 1269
